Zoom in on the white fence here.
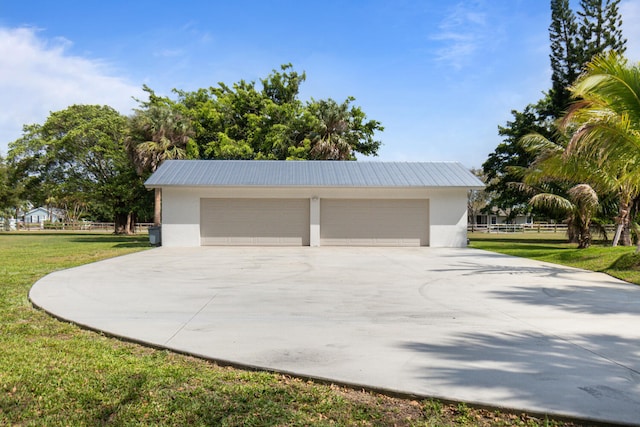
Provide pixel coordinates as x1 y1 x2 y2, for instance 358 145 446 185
10 222 154 233
468 223 616 235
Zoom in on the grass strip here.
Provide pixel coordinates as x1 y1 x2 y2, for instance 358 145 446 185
468 232 640 285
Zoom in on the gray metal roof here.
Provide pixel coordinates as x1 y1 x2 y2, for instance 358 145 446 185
144 160 485 188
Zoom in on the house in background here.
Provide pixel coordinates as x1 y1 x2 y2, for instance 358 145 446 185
145 160 485 248
23 207 63 224
471 208 533 227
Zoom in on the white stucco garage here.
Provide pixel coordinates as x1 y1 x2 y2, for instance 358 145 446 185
144 160 484 247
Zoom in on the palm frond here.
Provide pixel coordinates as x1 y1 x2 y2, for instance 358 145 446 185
507 181 538 196
520 133 563 153
567 115 639 162
570 52 640 126
568 184 599 212
529 193 574 213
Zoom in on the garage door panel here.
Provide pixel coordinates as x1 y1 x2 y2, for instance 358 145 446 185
201 199 309 246
320 199 428 246
320 237 422 246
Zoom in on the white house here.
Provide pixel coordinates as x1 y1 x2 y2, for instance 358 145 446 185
23 207 63 224
145 160 485 248
471 209 533 227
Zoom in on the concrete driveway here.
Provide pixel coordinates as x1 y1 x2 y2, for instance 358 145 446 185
30 247 640 425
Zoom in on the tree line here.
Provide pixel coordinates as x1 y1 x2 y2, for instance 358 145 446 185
0 64 383 233
479 0 638 248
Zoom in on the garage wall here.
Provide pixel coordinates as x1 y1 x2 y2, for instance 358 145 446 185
160 186 469 248
428 189 468 247
161 187 201 247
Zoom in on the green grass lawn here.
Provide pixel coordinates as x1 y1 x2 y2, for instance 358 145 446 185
0 233 590 426
469 232 640 285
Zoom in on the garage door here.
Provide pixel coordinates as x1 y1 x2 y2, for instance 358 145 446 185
200 199 310 246
320 199 428 246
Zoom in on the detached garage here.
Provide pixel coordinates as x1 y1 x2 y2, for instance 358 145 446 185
145 160 484 248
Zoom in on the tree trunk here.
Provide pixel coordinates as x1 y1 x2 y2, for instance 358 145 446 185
612 223 623 246
620 221 632 246
614 199 632 246
154 188 162 226
567 218 579 243
576 213 591 249
578 224 591 249
126 212 134 234
114 212 130 235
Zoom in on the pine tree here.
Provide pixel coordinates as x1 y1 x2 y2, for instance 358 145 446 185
548 0 581 118
577 0 627 66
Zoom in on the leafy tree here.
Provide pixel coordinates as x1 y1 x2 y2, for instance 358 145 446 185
0 157 21 226
171 66 303 160
261 63 306 105
0 160 8 212
171 64 382 161
467 168 492 231
8 105 142 233
482 104 551 219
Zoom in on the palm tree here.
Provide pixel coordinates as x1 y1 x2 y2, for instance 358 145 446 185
126 104 194 225
306 97 383 160
530 183 599 248
520 129 639 246
517 130 594 244
560 52 640 247
308 98 354 160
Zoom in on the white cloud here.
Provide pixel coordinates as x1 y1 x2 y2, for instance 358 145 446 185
0 27 143 155
431 2 492 70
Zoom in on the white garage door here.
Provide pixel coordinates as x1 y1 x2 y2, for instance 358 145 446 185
320 199 429 246
200 199 310 246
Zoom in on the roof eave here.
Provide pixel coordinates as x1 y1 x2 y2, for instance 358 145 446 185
145 183 485 190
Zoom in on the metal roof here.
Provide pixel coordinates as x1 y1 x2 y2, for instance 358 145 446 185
144 160 485 188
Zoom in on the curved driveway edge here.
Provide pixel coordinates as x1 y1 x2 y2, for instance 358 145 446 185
30 247 640 425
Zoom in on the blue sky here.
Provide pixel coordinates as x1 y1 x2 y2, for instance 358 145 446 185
1 1 639 168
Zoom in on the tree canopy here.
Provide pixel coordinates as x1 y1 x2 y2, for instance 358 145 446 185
3 65 384 233
7 105 149 232
170 64 383 161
